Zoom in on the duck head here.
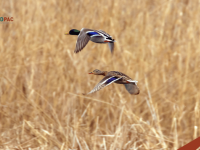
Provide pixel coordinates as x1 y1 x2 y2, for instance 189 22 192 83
89 69 107 76
65 29 80 35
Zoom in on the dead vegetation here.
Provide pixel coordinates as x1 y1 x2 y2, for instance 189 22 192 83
0 0 200 149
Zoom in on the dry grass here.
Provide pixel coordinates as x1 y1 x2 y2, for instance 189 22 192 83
0 0 200 149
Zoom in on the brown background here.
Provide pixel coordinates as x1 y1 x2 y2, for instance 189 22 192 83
0 0 200 149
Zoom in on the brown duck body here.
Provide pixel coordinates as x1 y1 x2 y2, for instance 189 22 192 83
87 69 140 95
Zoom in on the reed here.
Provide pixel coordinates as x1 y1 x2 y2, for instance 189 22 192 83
0 0 200 149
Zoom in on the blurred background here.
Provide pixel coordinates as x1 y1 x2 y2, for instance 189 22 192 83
0 0 200 149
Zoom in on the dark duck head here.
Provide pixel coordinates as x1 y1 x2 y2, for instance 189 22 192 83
65 29 80 35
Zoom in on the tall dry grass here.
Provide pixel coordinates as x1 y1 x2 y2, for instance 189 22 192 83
0 0 200 149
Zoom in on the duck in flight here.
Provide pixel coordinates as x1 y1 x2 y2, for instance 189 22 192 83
65 28 115 54
85 69 140 95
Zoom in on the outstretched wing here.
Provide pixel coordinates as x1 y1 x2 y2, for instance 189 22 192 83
124 83 140 95
74 28 91 53
98 30 114 54
87 76 122 94
108 42 114 54
97 30 111 37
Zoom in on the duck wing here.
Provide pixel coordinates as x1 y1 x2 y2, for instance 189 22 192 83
87 76 122 94
74 28 91 53
97 30 112 37
124 83 140 95
98 30 115 53
108 42 114 54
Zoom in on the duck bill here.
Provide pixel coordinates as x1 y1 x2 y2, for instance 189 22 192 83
65 33 69 35
88 72 93 74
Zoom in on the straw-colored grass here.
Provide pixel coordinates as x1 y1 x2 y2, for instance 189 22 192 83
0 0 200 149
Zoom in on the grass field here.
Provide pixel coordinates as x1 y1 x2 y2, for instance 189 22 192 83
1 0 200 149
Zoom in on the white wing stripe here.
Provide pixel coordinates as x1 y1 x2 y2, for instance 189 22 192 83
102 76 120 85
127 80 138 85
